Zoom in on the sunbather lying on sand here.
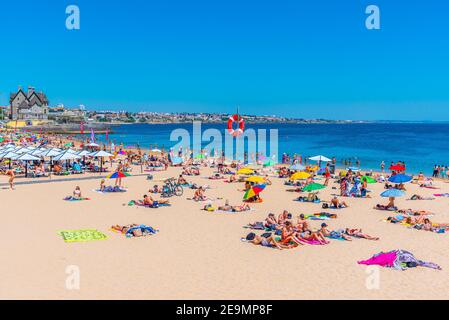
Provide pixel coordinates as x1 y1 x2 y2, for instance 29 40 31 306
374 197 397 210
209 173 224 180
136 194 170 206
344 228 379 240
397 209 433 216
244 232 293 250
409 194 435 200
111 224 157 237
217 201 251 212
319 223 352 241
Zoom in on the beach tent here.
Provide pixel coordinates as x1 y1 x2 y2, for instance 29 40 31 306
89 150 113 158
77 150 91 157
40 148 63 157
90 150 113 172
1 151 19 160
151 148 162 153
52 150 81 161
17 153 41 177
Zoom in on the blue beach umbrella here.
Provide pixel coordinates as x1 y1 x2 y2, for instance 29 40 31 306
388 174 413 184
381 189 405 198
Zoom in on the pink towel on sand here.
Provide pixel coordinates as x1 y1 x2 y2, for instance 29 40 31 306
357 251 397 267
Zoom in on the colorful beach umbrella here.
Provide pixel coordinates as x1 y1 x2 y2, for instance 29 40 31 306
290 171 311 180
388 174 413 183
107 171 131 179
246 176 266 184
302 183 325 192
361 176 377 184
237 168 255 175
243 184 266 200
381 188 405 198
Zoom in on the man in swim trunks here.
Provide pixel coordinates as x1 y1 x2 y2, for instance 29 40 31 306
319 223 352 241
330 196 349 208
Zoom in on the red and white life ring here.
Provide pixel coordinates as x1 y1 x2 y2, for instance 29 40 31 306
227 114 245 137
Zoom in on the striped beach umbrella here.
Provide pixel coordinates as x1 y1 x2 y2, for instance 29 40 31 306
243 184 266 200
107 171 131 179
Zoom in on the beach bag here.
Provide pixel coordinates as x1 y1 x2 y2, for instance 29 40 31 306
322 203 329 209
147 174 153 180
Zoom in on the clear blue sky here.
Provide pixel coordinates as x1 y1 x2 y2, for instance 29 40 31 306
0 0 448 120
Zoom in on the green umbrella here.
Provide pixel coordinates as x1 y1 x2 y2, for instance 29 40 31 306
263 159 276 167
302 183 325 192
361 176 376 184
194 153 205 159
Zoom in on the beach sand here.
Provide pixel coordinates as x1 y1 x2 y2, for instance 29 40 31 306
1 165 449 300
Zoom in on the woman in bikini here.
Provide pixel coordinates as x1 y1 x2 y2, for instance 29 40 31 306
115 161 124 186
6 169 15 190
344 228 379 240
73 186 82 199
193 187 207 201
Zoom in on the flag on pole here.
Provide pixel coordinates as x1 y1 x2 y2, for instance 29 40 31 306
90 128 95 143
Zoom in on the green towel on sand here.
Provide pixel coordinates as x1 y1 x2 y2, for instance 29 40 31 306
58 229 107 242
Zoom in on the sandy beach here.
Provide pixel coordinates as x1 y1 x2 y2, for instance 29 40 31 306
1 163 449 300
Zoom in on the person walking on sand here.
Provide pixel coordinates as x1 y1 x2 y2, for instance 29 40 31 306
324 164 331 186
380 161 385 172
115 160 124 187
6 169 15 190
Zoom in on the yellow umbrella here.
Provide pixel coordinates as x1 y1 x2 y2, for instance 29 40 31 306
237 168 255 175
246 176 266 184
290 171 311 180
339 170 347 177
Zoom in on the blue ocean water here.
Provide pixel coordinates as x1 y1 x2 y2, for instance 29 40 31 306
91 123 449 175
